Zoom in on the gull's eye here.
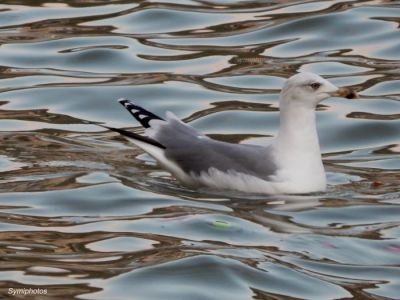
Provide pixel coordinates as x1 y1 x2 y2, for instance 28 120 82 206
310 82 321 90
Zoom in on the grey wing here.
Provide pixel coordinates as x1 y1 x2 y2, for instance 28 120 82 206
153 115 278 179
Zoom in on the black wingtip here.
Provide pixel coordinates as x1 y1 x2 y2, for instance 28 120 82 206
118 98 164 129
100 125 166 149
118 98 129 105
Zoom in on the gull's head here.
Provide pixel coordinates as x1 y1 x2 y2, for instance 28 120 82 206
280 72 358 107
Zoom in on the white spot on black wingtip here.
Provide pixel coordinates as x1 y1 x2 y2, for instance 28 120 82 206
118 98 129 105
118 100 164 128
137 113 152 120
130 108 140 114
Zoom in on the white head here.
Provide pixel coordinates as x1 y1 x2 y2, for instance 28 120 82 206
280 72 356 108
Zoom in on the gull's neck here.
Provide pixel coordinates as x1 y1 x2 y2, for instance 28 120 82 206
275 101 320 155
272 95 326 188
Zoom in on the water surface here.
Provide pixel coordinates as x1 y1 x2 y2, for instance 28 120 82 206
0 1 399 299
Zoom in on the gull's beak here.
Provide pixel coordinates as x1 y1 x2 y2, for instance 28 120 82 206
329 87 359 99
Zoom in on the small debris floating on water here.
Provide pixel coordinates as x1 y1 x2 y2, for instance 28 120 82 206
371 180 383 188
211 220 231 229
385 244 400 253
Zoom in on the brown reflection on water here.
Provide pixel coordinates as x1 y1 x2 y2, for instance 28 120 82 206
0 130 142 193
347 111 400 120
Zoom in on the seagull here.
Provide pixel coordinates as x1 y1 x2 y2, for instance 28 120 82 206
105 72 357 194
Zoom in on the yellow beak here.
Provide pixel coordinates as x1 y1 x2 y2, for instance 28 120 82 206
330 87 359 99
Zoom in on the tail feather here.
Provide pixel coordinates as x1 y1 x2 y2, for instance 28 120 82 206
119 98 164 128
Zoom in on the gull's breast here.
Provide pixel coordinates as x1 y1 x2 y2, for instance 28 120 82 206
189 167 326 194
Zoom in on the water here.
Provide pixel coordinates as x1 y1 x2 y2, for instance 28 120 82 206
0 1 399 299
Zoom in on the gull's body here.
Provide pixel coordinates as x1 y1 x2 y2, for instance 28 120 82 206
108 72 356 194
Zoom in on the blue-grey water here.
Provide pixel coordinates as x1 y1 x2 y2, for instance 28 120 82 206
0 1 399 299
